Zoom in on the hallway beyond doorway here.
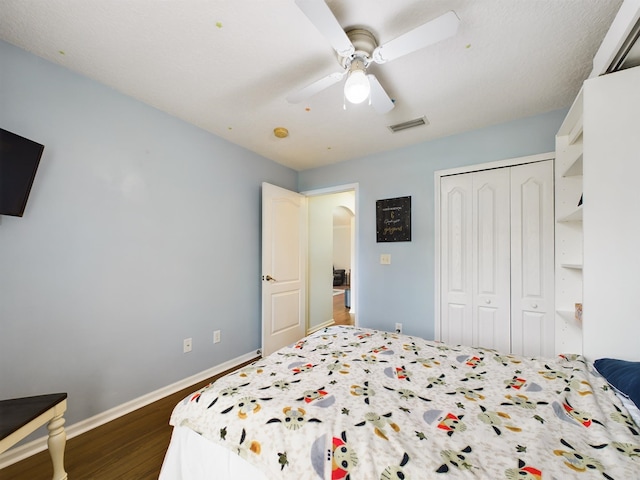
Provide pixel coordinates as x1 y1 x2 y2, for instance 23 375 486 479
332 285 353 326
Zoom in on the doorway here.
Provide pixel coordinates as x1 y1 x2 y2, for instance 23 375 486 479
304 184 357 333
332 205 353 325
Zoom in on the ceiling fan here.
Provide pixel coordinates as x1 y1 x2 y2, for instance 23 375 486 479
286 0 460 114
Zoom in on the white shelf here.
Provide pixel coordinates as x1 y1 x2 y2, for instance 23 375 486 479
561 263 583 270
562 153 583 177
557 206 583 222
568 119 583 146
557 88 584 136
556 309 579 322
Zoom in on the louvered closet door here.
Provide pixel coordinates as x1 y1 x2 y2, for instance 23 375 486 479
472 168 511 353
440 174 473 347
510 161 555 357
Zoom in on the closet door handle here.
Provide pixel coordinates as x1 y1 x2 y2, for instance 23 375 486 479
485 299 491 304
532 303 538 309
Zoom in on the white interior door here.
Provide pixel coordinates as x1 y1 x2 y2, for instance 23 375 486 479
510 160 555 357
262 183 307 356
472 168 511 352
440 174 473 346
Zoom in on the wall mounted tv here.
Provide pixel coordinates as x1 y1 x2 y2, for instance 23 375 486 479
0 128 44 217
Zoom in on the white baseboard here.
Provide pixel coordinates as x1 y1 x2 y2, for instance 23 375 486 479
0 350 258 469
308 319 335 334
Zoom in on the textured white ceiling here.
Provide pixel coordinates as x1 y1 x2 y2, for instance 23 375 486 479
0 0 623 171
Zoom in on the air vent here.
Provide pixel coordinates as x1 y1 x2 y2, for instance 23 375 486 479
387 116 429 133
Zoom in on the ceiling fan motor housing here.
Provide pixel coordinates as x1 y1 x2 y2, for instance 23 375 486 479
341 28 378 68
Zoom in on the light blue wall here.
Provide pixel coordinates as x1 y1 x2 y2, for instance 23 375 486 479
0 40 297 427
0 37 568 433
299 109 567 340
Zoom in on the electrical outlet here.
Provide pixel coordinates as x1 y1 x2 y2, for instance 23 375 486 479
213 330 221 344
380 254 391 265
183 337 192 353
395 323 402 334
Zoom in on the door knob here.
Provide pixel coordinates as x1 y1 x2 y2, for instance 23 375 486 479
532 303 538 309
485 299 491 304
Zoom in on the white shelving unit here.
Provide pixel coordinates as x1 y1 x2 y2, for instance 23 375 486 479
554 89 584 354
581 66 640 362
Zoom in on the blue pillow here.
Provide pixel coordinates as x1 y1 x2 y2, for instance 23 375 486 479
594 358 640 409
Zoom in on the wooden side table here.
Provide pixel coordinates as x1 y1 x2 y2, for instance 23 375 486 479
0 393 68 480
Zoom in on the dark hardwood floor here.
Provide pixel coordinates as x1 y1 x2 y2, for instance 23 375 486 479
0 359 257 480
332 284 353 326
2 292 351 479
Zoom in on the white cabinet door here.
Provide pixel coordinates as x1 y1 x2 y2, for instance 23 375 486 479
440 174 473 347
472 168 511 353
510 161 555 357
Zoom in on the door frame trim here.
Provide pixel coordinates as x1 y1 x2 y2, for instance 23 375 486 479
301 183 359 328
433 152 554 341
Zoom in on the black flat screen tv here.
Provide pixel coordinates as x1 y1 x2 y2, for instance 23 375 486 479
0 128 44 217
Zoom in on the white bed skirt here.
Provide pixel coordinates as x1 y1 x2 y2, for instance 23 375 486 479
159 426 268 480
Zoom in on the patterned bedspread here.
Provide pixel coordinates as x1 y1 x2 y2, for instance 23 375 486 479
169 326 639 479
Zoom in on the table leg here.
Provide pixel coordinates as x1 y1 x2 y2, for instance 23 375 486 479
47 412 68 480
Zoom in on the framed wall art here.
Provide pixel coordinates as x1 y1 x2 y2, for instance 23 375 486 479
376 196 411 242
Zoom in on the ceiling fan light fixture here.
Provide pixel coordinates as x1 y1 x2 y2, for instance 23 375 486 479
344 61 370 104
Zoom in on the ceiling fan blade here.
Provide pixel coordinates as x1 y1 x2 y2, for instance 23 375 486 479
372 10 460 64
368 75 395 114
286 70 346 104
295 0 355 58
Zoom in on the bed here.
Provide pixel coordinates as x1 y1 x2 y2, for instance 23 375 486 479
160 325 640 479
